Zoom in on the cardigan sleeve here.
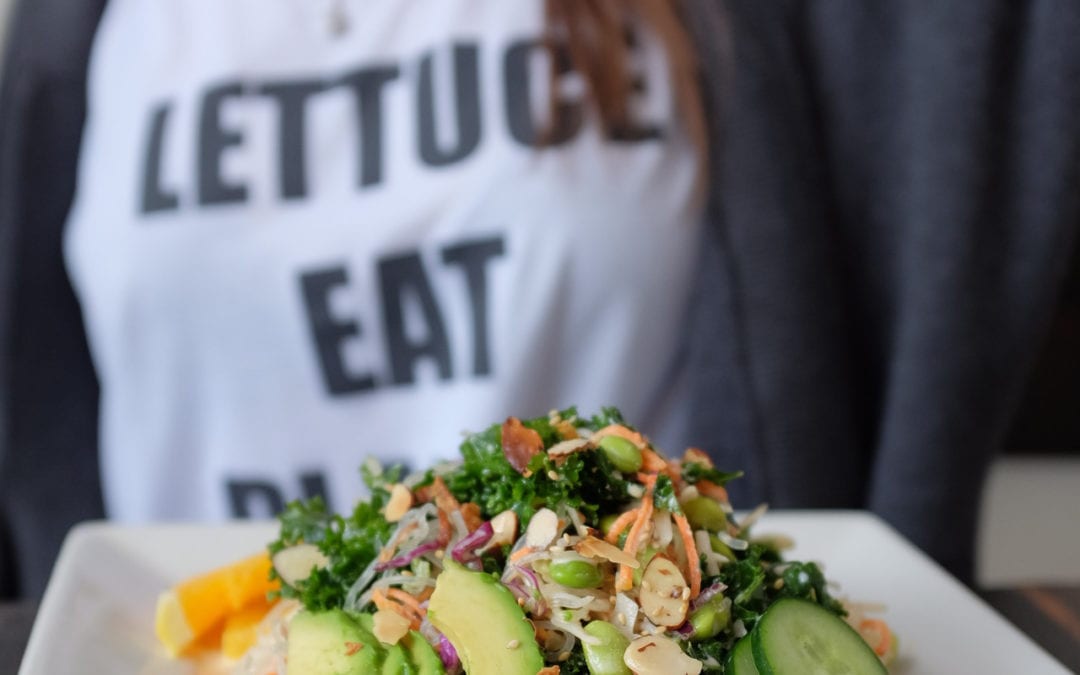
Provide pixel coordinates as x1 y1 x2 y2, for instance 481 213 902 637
0 0 107 599
687 0 1080 581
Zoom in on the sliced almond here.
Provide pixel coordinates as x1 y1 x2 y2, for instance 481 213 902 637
488 510 519 548
383 484 414 522
624 634 703 675
639 557 690 627
525 508 560 548
546 438 590 458
372 609 411 645
272 544 330 587
574 536 639 568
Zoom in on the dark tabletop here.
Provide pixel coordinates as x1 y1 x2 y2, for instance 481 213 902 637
2 588 1078 673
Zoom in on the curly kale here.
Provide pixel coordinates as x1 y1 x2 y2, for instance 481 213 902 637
268 467 398 610
444 409 630 527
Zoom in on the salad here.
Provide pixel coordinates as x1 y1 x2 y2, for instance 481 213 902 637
156 407 896 674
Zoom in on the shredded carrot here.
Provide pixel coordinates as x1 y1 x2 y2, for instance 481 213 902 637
508 546 538 563
371 588 394 612
604 509 639 545
859 619 892 657
673 513 701 599
386 588 426 628
640 448 668 473
697 480 729 504
372 588 423 629
415 586 435 603
616 476 656 591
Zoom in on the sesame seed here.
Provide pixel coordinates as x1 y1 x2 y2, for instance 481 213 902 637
506 639 520 650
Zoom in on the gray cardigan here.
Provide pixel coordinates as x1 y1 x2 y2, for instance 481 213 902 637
1 0 1077 598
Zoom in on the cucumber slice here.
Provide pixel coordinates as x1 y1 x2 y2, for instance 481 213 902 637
728 635 761 675
751 599 886 675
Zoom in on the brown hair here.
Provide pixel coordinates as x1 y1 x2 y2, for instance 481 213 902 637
544 0 707 169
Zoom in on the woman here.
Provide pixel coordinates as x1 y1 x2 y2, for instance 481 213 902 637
2 0 1077 598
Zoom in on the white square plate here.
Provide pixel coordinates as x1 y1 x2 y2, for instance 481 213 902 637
19 511 1070 674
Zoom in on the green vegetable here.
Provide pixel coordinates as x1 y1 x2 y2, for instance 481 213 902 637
681 462 743 486
682 497 727 531
751 599 885 674
269 489 395 610
549 559 604 589
597 435 643 473
582 621 632 675
444 409 629 528
689 596 731 640
728 636 760 675
652 474 681 514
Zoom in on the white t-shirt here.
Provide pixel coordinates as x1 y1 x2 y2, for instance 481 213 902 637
64 0 702 522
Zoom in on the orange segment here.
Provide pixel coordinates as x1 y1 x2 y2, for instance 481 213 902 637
221 599 275 659
156 552 279 657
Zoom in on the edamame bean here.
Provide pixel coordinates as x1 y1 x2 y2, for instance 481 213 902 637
689 596 731 640
599 514 619 536
549 559 603 588
598 435 643 473
582 621 632 675
683 497 727 532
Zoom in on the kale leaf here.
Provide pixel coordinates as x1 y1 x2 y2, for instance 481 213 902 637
653 474 682 514
445 410 630 527
682 462 743 486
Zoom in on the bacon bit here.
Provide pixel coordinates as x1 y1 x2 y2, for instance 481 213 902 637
697 480 729 503
431 476 462 513
502 417 544 473
508 545 538 563
537 667 561 675
604 509 640 545
436 508 453 545
673 513 701 599
859 618 893 657
344 641 364 656
460 502 484 532
617 475 656 591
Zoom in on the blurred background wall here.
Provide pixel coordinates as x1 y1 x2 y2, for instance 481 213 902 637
0 0 11 61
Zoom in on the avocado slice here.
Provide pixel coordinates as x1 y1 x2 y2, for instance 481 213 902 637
403 631 445 674
287 609 383 673
382 641 412 675
428 561 544 675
